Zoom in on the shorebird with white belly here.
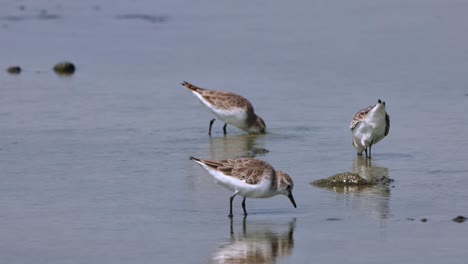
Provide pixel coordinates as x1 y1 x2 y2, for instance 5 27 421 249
350 99 390 158
190 156 296 217
182 81 266 136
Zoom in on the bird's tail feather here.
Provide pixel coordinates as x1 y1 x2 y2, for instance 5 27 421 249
181 81 204 92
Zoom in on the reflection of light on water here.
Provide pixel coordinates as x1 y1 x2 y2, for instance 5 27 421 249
210 218 295 264
208 134 268 160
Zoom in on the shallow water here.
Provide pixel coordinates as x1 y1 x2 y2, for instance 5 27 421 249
1 0 468 263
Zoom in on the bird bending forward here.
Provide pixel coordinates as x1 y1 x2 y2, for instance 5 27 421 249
182 81 266 135
190 156 296 217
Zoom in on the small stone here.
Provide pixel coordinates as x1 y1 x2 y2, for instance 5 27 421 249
420 218 428 222
53 62 75 75
452 215 467 223
7 66 21 74
326 218 342 221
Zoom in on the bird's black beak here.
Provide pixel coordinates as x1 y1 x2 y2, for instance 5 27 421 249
288 193 297 208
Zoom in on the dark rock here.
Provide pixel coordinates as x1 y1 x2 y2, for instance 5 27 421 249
326 218 342 221
452 215 467 223
420 218 428 222
7 66 21 74
312 172 373 187
53 62 75 76
312 171 394 190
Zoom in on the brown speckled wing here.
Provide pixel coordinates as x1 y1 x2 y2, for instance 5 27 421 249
350 105 373 130
203 158 274 185
198 89 254 111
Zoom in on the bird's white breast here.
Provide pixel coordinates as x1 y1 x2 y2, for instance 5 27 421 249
193 91 249 128
201 164 273 198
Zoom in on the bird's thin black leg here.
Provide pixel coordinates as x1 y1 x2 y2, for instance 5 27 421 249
230 217 234 236
223 123 227 135
369 140 373 159
242 215 247 235
241 197 248 216
208 118 216 136
229 192 238 218
364 148 368 158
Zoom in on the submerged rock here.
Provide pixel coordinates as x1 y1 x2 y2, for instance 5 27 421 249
325 218 342 221
313 172 370 187
7 66 21 74
452 215 467 223
312 171 393 195
53 61 75 75
312 172 393 188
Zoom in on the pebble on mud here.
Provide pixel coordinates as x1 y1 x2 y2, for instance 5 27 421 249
7 66 21 74
452 215 467 223
420 218 428 222
53 62 75 76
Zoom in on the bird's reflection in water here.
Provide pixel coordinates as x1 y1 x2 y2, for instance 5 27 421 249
210 218 295 264
326 156 391 220
208 134 268 160
352 155 389 182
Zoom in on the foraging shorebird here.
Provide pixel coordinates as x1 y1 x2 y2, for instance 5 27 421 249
350 99 390 158
182 81 266 136
190 156 296 217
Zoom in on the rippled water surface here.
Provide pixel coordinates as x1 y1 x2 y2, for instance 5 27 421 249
1 0 468 263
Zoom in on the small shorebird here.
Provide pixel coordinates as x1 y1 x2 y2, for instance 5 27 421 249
350 99 390 158
182 81 266 135
190 156 296 217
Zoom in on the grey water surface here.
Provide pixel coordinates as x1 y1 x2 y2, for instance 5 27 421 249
1 0 468 263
